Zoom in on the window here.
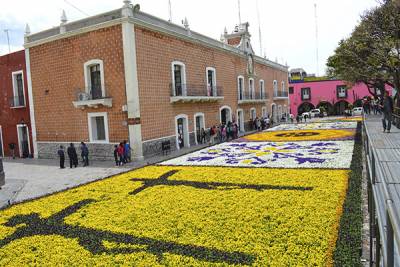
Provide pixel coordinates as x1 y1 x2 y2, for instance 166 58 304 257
273 80 278 96
84 59 105 100
260 80 265 99
88 112 109 143
206 67 217 96
237 76 244 100
337 85 347 98
171 61 186 96
289 87 294 94
281 81 285 92
301 87 311 100
249 78 255 99
11 71 25 107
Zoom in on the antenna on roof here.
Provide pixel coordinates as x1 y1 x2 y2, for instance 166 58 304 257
64 0 90 17
314 3 319 76
168 0 172 22
238 0 242 24
256 0 262 56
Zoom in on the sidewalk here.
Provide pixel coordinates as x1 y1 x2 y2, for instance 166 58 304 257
0 143 209 209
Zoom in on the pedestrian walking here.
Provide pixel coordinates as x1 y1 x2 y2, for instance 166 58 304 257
57 145 65 169
67 143 78 168
8 143 16 159
80 142 89 167
380 91 394 133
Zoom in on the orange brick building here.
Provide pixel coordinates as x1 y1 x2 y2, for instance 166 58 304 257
24 1 289 160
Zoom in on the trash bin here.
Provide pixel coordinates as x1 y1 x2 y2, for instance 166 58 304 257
0 158 4 189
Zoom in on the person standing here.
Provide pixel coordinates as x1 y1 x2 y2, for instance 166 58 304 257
8 143 16 159
57 145 65 169
80 142 89 167
123 140 131 163
381 91 394 133
113 145 119 166
67 143 78 168
117 143 125 165
200 128 206 144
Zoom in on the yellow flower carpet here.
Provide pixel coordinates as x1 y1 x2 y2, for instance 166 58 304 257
0 119 358 266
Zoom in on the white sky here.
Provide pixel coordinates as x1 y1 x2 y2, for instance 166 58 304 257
0 0 379 75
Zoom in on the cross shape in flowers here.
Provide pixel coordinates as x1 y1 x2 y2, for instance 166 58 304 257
129 169 313 196
0 199 254 265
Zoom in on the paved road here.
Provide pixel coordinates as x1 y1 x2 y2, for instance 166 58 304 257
0 144 209 209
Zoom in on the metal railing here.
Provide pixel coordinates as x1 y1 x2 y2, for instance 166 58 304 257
363 116 400 266
75 87 111 101
273 91 289 98
238 91 268 101
9 96 26 107
170 83 223 97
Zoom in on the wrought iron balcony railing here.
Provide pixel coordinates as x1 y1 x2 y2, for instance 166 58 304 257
238 91 268 101
170 83 223 97
9 96 26 107
273 91 289 98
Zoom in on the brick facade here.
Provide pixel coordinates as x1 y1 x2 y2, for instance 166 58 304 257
25 6 289 160
0 50 33 157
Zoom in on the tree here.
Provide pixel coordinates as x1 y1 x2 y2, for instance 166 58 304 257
327 0 400 99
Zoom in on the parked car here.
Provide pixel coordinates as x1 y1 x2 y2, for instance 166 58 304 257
352 107 363 116
310 109 322 118
0 158 4 189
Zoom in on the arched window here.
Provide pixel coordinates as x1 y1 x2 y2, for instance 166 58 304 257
249 78 255 99
281 81 285 92
84 59 105 99
237 76 245 100
171 61 186 96
273 80 278 96
259 80 265 99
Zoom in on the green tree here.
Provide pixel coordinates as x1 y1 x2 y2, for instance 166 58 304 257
327 0 400 98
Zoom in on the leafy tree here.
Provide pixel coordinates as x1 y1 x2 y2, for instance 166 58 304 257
327 0 400 99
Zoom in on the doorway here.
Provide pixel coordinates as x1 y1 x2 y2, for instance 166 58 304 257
219 106 232 125
0 126 3 157
194 113 205 145
175 115 189 150
237 109 244 133
17 124 30 158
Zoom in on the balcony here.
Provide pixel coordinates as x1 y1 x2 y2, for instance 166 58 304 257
238 91 268 104
170 83 224 103
10 96 26 108
72 88 112 109
273 91 289 99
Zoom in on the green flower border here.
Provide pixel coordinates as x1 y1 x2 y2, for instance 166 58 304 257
333 122 363 266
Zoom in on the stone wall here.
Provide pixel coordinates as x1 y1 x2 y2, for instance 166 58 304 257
37 142 117 161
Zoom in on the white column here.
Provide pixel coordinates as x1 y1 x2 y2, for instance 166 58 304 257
122 20 144 161
25 48 38 158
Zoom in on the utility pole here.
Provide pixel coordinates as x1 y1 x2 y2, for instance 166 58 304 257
4 29 11 54
314 3 319 76
256 0 262 56
238 0 242 25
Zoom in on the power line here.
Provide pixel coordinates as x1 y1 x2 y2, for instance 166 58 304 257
314 3 320 76
64 0 90 17
4 29 11 53
238 0 242 25
168 0 172 22
256 0 262 56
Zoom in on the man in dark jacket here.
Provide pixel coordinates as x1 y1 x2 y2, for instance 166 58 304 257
80 142 89 167
381 91 394 133
57 146 65 169
67 143 78 168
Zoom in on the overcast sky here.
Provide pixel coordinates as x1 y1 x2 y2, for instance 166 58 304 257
0 0 379 75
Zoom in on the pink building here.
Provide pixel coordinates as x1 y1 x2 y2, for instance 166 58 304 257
289 79 392 117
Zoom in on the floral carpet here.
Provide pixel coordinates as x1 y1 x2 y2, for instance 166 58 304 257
0 119 359 266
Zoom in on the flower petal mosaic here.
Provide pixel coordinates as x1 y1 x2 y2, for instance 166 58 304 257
242 129 355 142
0 119 360 266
